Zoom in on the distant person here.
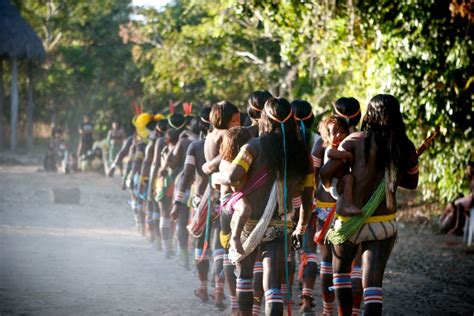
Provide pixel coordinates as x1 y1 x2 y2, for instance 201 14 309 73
77 114 94 167
439 161 473 235
107 121 126 165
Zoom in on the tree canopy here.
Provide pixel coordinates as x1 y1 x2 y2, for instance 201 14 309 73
4 0 473 203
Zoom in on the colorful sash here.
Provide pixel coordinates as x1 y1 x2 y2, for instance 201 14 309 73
228 180 278 264
222 167 269 214
187 187 220 238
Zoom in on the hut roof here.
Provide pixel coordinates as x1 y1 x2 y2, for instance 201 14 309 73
0 0 45 61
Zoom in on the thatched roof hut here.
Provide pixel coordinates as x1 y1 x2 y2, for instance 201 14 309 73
0 0 45 151
0 0 45 60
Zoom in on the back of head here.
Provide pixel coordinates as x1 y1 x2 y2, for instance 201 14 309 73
210 101 239 129
334 97 361 127
167 113 186 144
168 113 186 131
220 127 252 162
259 97 310 177
199 107 212 133
156 119 169 135
361 94 410 172
291 99 315 147
247 90 273 120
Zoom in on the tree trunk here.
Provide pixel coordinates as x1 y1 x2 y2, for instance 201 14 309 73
10 58 18 152
0 60 4 150
26 62 35 152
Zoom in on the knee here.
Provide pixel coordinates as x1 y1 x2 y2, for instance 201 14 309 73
303 262 318 280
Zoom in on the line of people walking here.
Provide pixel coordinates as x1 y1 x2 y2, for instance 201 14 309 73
107 92 419 316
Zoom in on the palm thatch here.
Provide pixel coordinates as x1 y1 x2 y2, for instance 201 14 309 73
0 0 45 61
0 0 45 152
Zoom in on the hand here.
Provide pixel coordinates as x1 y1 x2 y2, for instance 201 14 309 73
202 162 212 175
230 235 245 255
291 233 303 250
159 168 168 177
170 204 181 221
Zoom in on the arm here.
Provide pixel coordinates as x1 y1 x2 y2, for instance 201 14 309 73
149 138 164 190
398 141 419 190
212 142 257 187
294 174 315 235
138 141 154 196
311 137 325 192
326 148 353 162
130 145 145 192
202 154 222 175
320 134 357 188
171 145 197 220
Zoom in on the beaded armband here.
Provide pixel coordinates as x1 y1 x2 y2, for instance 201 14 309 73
407 164 419 175
174 190 186 203
184 154 195 166
312 156 322 168
302 173 315 188
232 145 253 172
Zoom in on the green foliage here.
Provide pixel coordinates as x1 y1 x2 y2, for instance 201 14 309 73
357 0 473 202
11 0 471 203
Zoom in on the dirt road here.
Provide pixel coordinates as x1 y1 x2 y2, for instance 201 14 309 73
1 164 473 315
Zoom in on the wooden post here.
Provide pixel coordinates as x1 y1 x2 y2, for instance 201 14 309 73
26 62 35 152
10 58 18 152
0 60 4 150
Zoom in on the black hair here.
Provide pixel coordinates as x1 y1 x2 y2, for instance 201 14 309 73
361 94 411 173
210 101 239 129
199 107 211 133
334 97 361 127
247 90 273 120
291 100 315 148
259 97 311 178
156 119 169 136
168 113 186 131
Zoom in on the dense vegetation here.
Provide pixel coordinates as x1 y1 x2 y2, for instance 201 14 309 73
2 0 472 203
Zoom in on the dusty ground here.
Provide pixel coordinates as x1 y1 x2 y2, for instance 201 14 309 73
0 160 473 315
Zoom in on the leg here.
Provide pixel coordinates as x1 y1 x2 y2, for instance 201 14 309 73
262 237 284 316
194 233 210 302
282 250 295 308
211 220 226 309
351 246 363 315
235 250 258 316
159 198 173 258
146 200 155 243
152 201 162 250
332 241 358 316
300 213 318 315
252 249 264 316
223 252 238 314
361 234 397 316
317 218 335 316
177 204 191 268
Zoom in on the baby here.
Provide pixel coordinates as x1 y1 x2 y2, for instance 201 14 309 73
215 126 252 254
319 116 360 215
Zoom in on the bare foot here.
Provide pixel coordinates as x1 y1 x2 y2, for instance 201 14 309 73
194 288 209 302
299 296 315 315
